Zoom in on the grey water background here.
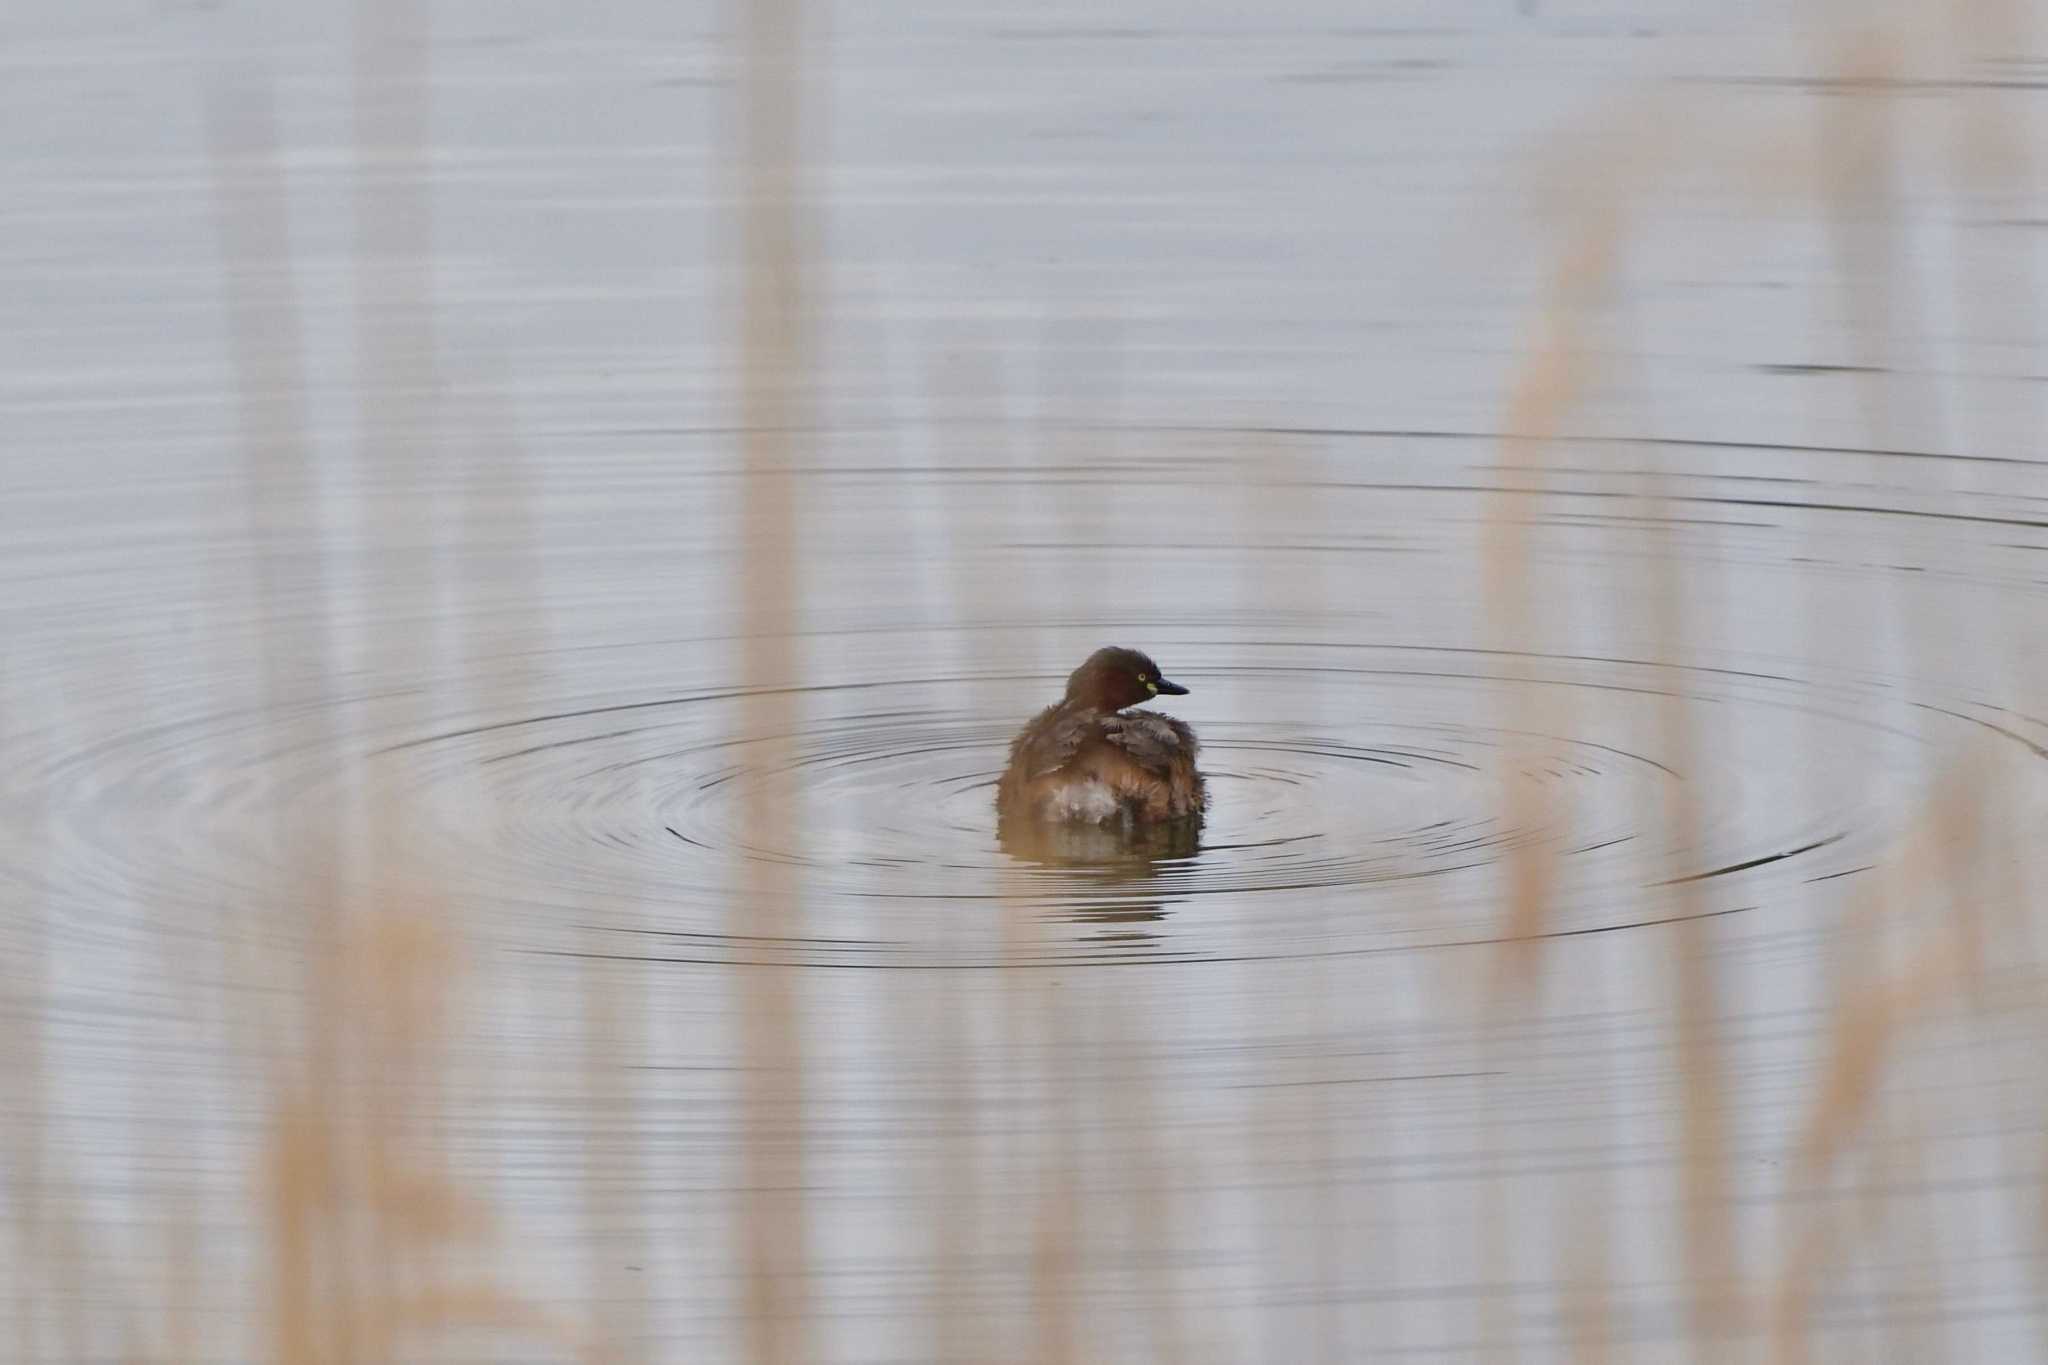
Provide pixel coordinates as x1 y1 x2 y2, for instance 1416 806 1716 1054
6 0 2048 1360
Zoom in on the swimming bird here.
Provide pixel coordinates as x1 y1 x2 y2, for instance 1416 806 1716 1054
996 647 1205 827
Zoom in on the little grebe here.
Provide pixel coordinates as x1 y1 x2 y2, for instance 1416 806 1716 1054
996 647 1205 826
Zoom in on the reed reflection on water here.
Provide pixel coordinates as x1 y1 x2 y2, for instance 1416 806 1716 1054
6 1 2048 1362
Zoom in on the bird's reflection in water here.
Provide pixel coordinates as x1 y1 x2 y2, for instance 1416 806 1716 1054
996 814 1203 950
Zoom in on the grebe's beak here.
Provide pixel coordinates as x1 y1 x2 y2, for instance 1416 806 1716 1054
1150 676 1189 696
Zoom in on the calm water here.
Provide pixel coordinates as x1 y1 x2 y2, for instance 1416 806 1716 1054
6 1 2048 1360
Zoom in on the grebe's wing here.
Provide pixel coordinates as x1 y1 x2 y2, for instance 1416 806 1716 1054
1011 704 1104 779
1100 710 1198 776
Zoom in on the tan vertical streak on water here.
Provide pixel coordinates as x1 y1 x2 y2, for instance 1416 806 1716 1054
1810 17 1945 803
1562 1215 1615 1365
353 0 440 812
1766 771 1982 1365
1486 204 1614 982
574 802 651 1358
1815 18 1971 1358
1812 14 1936 455
0 728 64 1364
1644 476 1741 1355
1100 999 1195 1365
1004 837 1083 1361
205 65 348 1364
918 345 989 1365
1940 9 2048 1315
1477 190 1618 1364
1536 101 1752 1352
346 0 444 1350
205 67 328 1105
1568 146 1748 1354
1948 0 2041 582
1005 836 1083 1365
228 3 580 1356
733 0 812 1358
200 73 313 1365
460 384 649 1361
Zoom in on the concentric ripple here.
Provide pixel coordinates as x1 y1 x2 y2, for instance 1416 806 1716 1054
21 633 2048 969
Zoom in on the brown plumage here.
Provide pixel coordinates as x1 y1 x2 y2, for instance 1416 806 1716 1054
996 647 1205 827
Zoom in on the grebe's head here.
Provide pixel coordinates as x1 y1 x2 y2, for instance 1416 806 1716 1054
1063 646 1188 712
